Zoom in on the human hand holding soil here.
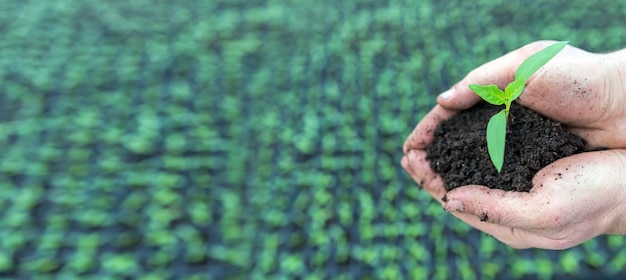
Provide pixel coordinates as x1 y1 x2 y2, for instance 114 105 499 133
401 41 626 249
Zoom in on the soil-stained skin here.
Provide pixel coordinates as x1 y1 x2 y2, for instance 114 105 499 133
520 59 603 116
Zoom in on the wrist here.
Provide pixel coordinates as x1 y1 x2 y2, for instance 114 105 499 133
604 150 626 235
602 49 626 148
607 48 626 99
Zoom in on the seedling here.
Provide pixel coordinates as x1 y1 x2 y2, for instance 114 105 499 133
469 41 568 172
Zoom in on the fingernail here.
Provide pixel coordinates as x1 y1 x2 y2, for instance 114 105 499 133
445 199 465 212
439 88 455 99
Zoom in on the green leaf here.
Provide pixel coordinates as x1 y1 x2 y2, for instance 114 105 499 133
505 78 525 101
515 41 568 81
486 110 507 172
468 84 506 105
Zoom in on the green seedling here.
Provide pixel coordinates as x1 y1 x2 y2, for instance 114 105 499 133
469 41 568 172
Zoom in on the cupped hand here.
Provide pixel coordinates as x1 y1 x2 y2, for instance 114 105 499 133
404 147 626 249
433 40 626 149
401 41 626 249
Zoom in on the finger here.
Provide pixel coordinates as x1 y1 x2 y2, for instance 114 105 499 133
403 150 446 201
448 210 530 249
444 190 588 250
568 126 626 150
443 185 538 229
449 211 583 250
448 211 553 249
566 127 603 150
401 155 418 184
403 105 457 154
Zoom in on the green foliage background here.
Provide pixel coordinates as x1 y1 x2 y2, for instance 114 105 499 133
0 0 625 278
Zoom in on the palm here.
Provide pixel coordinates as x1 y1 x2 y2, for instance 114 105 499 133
513 47 625 149
443 150 625 249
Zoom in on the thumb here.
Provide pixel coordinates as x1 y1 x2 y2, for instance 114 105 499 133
444 185 532 227
436 52 517 110
437 41 558 110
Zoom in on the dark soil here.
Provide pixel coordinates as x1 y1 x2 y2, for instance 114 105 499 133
426 102 586 192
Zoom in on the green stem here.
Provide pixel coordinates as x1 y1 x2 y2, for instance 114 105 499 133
504 101 511 119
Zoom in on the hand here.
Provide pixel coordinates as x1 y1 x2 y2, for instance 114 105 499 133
401 41 626 249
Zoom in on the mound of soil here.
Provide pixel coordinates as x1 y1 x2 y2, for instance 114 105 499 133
426 102 586 192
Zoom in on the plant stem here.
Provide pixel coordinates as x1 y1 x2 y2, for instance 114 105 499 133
504 101 511 119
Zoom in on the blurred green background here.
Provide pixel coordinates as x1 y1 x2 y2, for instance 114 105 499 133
0 0 625 278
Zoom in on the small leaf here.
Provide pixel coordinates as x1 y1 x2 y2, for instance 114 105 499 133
486 110 507 172
468 84 506 105
515 41 568 81
505 79 526 101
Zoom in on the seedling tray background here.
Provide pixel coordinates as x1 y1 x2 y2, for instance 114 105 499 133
0 0 624 278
